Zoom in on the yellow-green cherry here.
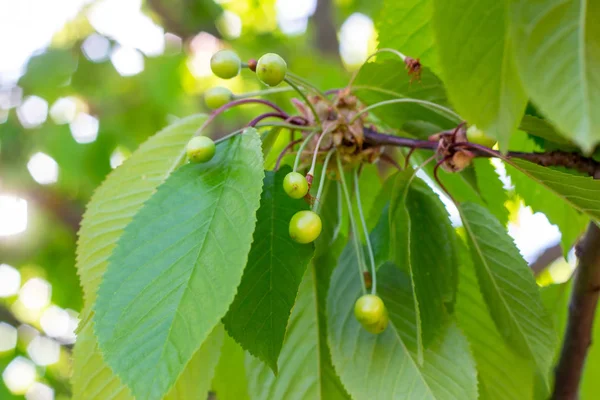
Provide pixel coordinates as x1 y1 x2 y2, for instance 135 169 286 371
186 136 216 163
210 50 241 79
354 294 386 326
289 210 322 244
283 172 309 199
466 125 496 148
204 87 233 110
256 53 287 87
362 308 389 334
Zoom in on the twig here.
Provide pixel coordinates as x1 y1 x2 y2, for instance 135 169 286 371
362 127 600 177
553 221 600 399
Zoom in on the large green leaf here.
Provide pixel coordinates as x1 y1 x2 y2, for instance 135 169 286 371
72 115 208 396
510 0 600 152
77 114 208 306
509 159 599 222
72 311 132 400
94 132 264 399
519 115 576 147
354 60 456 130
223 166 314 372
73 310 224 400
432 0 527 149
246 265 350 400
389 171 458 351
507 161 588 253
164 324 224 400
473 158 510 226
211 332 250 400
375 0 439 76
459 202 557 386
327 251 478 400
455 241 535 399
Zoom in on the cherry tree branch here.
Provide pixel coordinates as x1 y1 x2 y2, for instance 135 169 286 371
553 222 600 399
362 127 600 177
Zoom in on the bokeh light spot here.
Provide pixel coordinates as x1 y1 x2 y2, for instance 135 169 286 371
110 45 144 76
2 356 36 394
69 113 99 144
17 96 48 129
27 336 60 366
25 382 55 400
19 278 51 311
49 97 77 124
0 323 18 352
27 152 59 185
81 33 111 62
0 264 21 297
0 196 28 236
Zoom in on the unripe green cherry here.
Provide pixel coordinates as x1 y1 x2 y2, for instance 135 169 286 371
362 307 389 334
283 172 309 199
210 50 241 79
204 86 233 110
256 53 287 87
354 294 386 326
466 125 496 148
289 210 322 244
186 136 216 163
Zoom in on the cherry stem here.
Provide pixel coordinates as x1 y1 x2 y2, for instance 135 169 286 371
284 77 321 125
346 48 408 90
433 156 458 205
195 98 289 136
379 153 403 171
293 130 319 172
275 139 303 171
336 154 368 295
287 71 330 100
350 98 461 124
248 112 288 127
354 168 378 295
312 149 335 213
233 86 296 99
307 127 333 177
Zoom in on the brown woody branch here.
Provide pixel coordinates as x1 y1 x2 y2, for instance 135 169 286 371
553 222 600 399
362 127 600 177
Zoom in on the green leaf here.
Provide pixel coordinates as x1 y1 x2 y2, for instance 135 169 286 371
261 127 282 160
432 0 527 150
211 332 250 400
473 158 510 226
223 166 314 372
72 115 208 397
246 265 350 400
77 114 208 306
509 159 598 223
327 252 478 400
375 0 439 76
455 240 535 400
354 60 456 130
389 171 459 351
507 161 588 254
519 115 576 147
510 0 600 153
165 324 224 400
72 310 132 400
459 202 557 386
94 132 264 399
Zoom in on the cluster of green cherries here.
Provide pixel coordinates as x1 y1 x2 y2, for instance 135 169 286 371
186 49 389 334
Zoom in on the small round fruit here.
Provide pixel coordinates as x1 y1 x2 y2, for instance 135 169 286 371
283 172 309 199
210 50 241 79
362 308 389 334
256 53 287 87
204 86 233 110
354 294 386 326
186 136 216 163
466 125 496 148
289 210 322 244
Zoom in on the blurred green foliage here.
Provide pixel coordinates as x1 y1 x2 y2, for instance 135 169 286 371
0 0 378 397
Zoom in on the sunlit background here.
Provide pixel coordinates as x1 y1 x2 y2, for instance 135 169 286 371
0 0 572 398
